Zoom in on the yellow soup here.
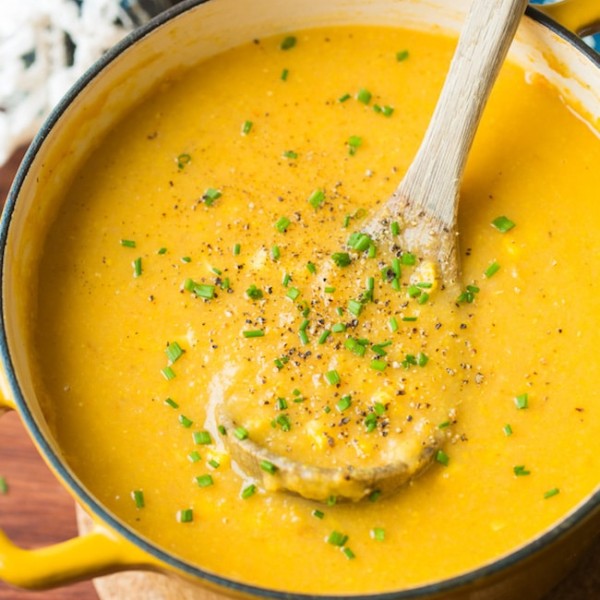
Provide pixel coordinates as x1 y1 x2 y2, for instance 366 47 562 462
31 25 600 594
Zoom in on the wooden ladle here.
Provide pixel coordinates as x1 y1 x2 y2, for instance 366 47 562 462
219 0 529 502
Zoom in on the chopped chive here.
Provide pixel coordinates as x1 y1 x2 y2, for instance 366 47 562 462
286 287 301 301
282 273 291 287
407 285 421 298
280 35 297 50
417 292 430 305
402 316 417 322
436 450 450 466
484 261 501 278
331 252 352 267
120 239 136 248
503 423 513 436
188 451 201 463
161 366 176 380
396 49 410 61
390 221 400 236
514 393 529 409
217 424 227 435
348 299 363 317
275 216 291 233
298 330 309 346
370 359 387 371
342 547 356 560
374 403 386 416
416 352 429 367
491 216 516 233
370 527 385 541
345 337 367 357
178 414 193 428
332 323 346 333
347 232 373 252
208 459 220 469
306 261 317 274
243 329 265 338
202 187 222 206
401 252 417 266
157 247 167 255
438 420 451 429
356 88 372 104
241 484 257 499
283 150 298 159
193 430 213 445
318 330 331 344
233 243 241 255
177 508 193 523
276 397 288 410
327 495 338 506
193 283 216 299
544 487 560 499
338 93 352 103
131 490 144 508
513 465 531 476
181 256 192 263
241 120 253 135
312 509 325 519
274 356 289 370
271 245 281 261
343 214 352 228
165 341 184 364
164 397 179 409
308 188 325 209
196 474 214 488
324 286 336 294
371 342 390 357
327 531 348 547
233 426 249 441
389 316 399 332
369 490 382 502
220 277 230 291
325 370 341 386
246 284 264 300
176 153 191 169
275 414 291 431
210 266 222 276
336 395 352 413
379 105 394 117
347 135 363 155
260 460 278 474
280 68 289 81
132 257 142 278
300 317 310 331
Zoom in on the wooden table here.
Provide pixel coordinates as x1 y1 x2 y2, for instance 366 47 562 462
1 147 600 599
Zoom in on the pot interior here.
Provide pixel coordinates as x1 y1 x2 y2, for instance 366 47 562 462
2 0 600 598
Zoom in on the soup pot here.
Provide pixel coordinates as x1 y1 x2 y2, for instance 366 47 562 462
1 0 600 598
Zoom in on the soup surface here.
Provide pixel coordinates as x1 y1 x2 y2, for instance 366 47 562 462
32 24 600 594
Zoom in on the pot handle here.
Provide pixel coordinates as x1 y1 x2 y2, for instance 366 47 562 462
0 396 154 589
537 0 600 37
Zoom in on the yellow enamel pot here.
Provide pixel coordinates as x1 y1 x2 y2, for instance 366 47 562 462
1 0 600 598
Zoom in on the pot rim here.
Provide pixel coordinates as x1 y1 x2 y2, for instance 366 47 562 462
1 1 599 598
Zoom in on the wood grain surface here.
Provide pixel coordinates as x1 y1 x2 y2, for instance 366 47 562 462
1 147 600 599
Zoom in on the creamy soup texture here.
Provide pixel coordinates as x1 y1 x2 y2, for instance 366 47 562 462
32 25 600 594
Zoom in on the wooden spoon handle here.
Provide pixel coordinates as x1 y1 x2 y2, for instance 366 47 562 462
398 0 529 227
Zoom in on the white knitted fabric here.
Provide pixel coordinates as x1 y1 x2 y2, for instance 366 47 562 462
0 0 136 165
